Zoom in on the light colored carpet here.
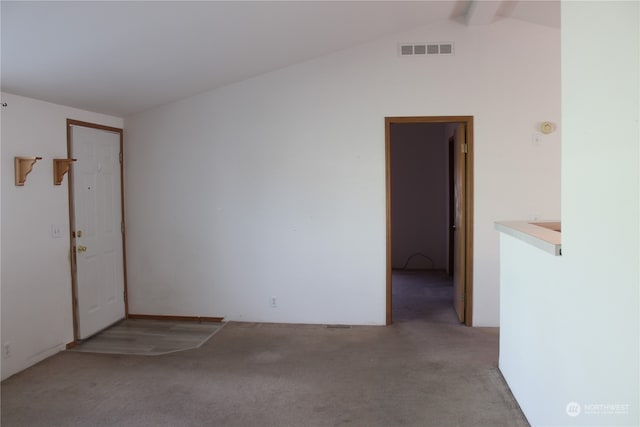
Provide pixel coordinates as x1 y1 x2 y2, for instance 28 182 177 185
68 319 225 356
1 274 527 426
392 269 458 324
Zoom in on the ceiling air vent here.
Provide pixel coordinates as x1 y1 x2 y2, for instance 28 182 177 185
400 44 414 55
413 44 426 55
427 44 439 55
439 43 454 55
399 42 455 57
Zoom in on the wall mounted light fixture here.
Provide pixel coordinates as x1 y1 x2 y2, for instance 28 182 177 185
540 122 554 134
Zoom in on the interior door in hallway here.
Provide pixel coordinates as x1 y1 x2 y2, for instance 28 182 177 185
452 124 466 323
71 124 125 339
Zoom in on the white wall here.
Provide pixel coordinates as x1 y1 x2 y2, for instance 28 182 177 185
498 234 569 425
390 123 449 270
0 93 123 380
499 2 639 425
559 1 639 423
124 18 561 326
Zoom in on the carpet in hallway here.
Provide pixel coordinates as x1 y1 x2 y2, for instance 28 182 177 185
392 269 459 324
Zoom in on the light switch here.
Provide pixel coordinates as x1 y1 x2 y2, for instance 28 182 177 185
532 132 542 144
51 224 62 239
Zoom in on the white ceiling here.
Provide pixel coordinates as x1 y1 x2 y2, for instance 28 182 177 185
1 1 559 117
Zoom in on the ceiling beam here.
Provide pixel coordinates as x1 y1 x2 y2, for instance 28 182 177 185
464 0 504 26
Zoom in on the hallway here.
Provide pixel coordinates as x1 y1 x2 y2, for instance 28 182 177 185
392 269 459 324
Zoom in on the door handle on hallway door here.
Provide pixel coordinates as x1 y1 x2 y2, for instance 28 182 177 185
77 245 87 253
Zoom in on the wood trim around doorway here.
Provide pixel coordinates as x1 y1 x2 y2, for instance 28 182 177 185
385 116 474 326
66 119 129 342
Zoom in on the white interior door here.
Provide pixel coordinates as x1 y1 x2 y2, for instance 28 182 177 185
71 125 125 339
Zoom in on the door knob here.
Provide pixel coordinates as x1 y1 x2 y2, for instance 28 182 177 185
77 245 87 253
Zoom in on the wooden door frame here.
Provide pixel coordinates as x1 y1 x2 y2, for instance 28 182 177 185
66 119 129 343
385 116 474 326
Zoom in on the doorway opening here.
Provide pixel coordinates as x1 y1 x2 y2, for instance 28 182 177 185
385 116 473 326
66 119 128 342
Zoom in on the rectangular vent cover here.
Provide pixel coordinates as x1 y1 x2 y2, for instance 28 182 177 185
400 45 414 55
413 44 426 55
399 42 455 56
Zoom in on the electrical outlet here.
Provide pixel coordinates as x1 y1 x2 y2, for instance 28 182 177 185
3 342 11 359
51 224 61 239
270 297 277 308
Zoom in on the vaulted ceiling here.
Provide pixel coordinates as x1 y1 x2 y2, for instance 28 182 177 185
1 1 559 117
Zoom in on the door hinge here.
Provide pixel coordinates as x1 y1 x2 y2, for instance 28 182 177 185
119 152 123 164
462 143 468 154
121 222 125 234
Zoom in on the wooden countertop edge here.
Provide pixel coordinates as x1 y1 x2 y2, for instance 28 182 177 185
495 221 562 256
